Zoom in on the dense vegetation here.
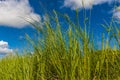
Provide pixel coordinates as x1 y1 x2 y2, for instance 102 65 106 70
1 11 120 80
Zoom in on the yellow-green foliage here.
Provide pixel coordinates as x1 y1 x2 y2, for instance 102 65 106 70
0 12 120 80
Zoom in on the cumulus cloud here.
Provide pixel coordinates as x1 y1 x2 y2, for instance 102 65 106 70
0 0 40 28
63 0 114 10
0 40 13 54
63 0 120 21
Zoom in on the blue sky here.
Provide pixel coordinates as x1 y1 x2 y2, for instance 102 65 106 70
0 0 120 54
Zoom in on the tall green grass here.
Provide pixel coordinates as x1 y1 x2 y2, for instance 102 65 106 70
0 11 120 80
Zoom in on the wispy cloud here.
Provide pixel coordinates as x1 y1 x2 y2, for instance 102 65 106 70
63 0 114 10
0 0 40 28
113 6 120 20
0 40 13 54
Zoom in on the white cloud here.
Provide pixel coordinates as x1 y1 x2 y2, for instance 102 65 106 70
63 0 120 21
0 40 13 54
113 6 120 20
63 0 114 10
0 0 40 28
